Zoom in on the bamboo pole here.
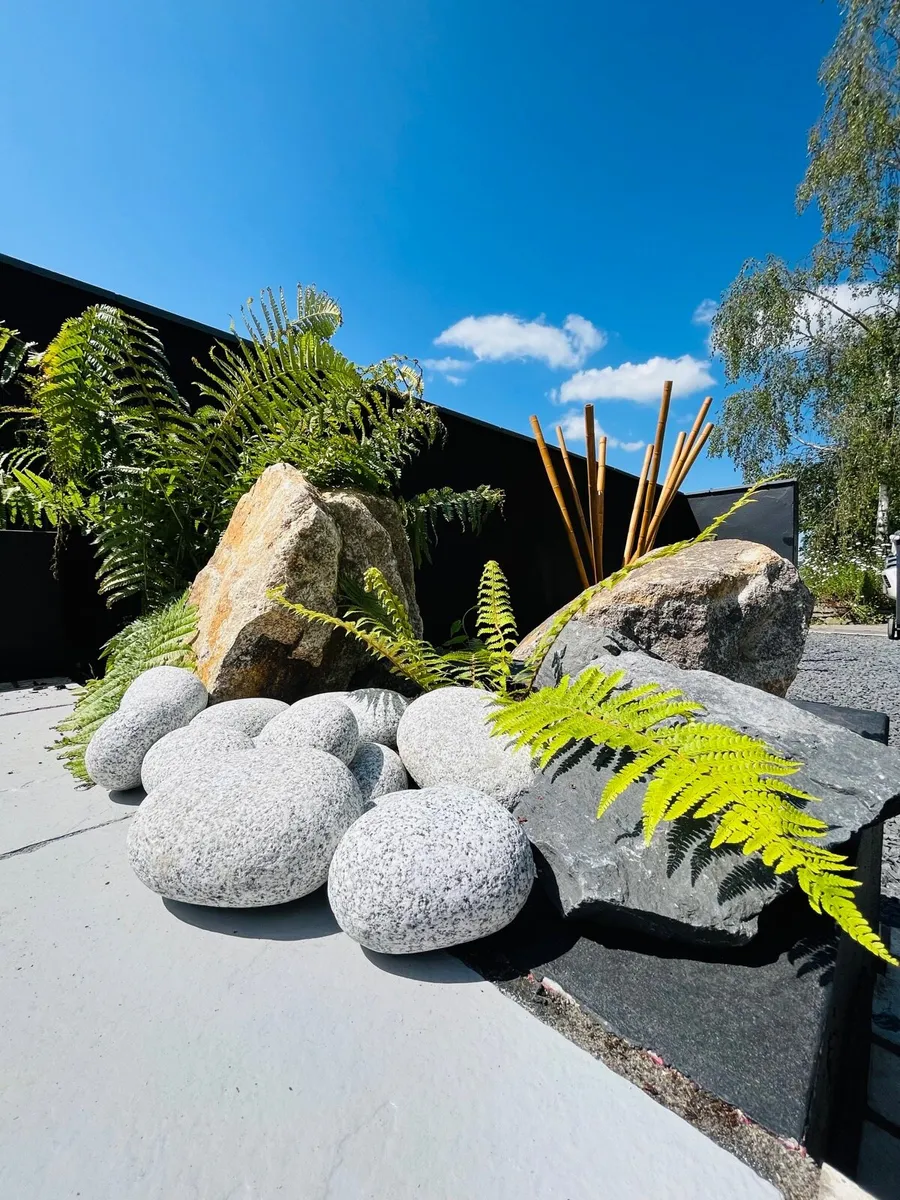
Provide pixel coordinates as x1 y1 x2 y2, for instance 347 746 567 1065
556 424 593 570
642 430 685 554
624 442 654 564
636 381 672 558
645 421 715 548
595 435 607 580
530 414 591 589
676 395 712 474
584 404 600 583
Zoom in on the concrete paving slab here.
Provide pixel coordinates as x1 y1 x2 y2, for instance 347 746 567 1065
0 679 78 717
0 698 135 856
0 779 778 1198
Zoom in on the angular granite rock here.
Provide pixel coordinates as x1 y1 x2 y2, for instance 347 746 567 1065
256 695 359 764
127 747 365 906
188 464 421 702
396 687 535 809
348 742 408 804
190 697 289 738
328 789 534 953
515 649 900 943
516 539 813 696
141 723 254 794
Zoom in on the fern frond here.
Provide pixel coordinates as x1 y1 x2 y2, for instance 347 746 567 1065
401 485 505 568
488 667 897 965
55 594 198 783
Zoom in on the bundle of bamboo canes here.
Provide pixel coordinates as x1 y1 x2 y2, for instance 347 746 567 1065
530 383 713 586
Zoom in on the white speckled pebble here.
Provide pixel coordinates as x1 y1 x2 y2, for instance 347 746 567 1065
343 689 409 748
141 724 254 794
328 788 535 953
190 697 288 738
85 701 194 791
396 686 534 809
256 696 359 763
349 742 408 804
368 784 492 808
127 747 365 906
119 666 208 721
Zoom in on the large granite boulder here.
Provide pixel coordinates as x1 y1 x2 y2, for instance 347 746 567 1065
328 788 535 953
516 539 813 697
127 747 365 906
515 648 900 944
189 464 421 702
141 723 253 794
396 686 535 809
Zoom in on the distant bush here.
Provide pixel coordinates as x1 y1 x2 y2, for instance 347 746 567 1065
800 551 890 624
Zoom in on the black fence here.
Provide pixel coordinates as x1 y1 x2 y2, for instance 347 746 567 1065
0 252 797 681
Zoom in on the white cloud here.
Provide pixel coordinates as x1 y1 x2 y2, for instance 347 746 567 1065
444 374 465 386
435 312 606 369
557 410 645 452
559 354 715 405
692 299 718 325
422 356 473 373
792 283 896 341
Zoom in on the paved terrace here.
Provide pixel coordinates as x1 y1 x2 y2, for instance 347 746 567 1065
0 681 779 1200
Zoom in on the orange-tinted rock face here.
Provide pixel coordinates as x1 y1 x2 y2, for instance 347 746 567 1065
189 463 420 702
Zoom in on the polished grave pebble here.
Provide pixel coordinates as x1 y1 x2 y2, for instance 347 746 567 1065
190 697 288 738
343 689 409 749
85 701 194 791
256 695 359 764
328 787 535 953
141 723 254 794
119 666 208 722
127 747 365 906
396 686 535 809
348 742 408 804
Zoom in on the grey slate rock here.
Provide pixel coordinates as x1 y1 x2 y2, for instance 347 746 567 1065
119 666 208 720
190 697 288 738
255 696 359 764
396 687 535 809
127 747 365 906
343 688 409 748
85 702 194 791
348 742 408 804
328 789 534 953
141 724 254 794
515 649 900 943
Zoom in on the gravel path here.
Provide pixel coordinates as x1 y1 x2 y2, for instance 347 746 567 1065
788 629 900 903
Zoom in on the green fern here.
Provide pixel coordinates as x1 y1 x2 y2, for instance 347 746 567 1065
55 595 198 783
488 668 897 966
401 485 505 567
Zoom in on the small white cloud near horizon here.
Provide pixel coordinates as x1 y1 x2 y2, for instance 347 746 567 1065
444 374 465 386
559 354 715 405
692 299 718 326
422 356 473 373
435 312 606 369
557 409 645 453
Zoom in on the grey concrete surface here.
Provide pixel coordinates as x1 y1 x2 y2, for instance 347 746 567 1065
0 686 778 1200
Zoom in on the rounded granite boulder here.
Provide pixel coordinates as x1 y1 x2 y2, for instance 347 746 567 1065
119 666 208 722
348 742 408 804
85 702 192 791
343 689 409 748
327 788 535 953
141 723 254 794
190 697 289 738
395 687 535 809
127 747 365 906
255 696 359 764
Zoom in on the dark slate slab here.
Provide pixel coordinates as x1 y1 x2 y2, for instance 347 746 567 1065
461 698 886 1164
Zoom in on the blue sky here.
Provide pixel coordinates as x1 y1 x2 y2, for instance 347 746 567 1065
1 0 840 489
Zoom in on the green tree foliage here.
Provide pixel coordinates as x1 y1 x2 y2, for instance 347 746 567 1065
711 0 900 557
0 287 502 608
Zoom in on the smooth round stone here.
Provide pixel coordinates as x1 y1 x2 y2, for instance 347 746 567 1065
141 724 254 794
127 747 365 907
368 784 490 808
396 687 534 809
349 742 408 804
343 689 409 749
328 788 535 953
190 697 288 738
256 696 359 764
85 701 192 791
119 667 208 722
